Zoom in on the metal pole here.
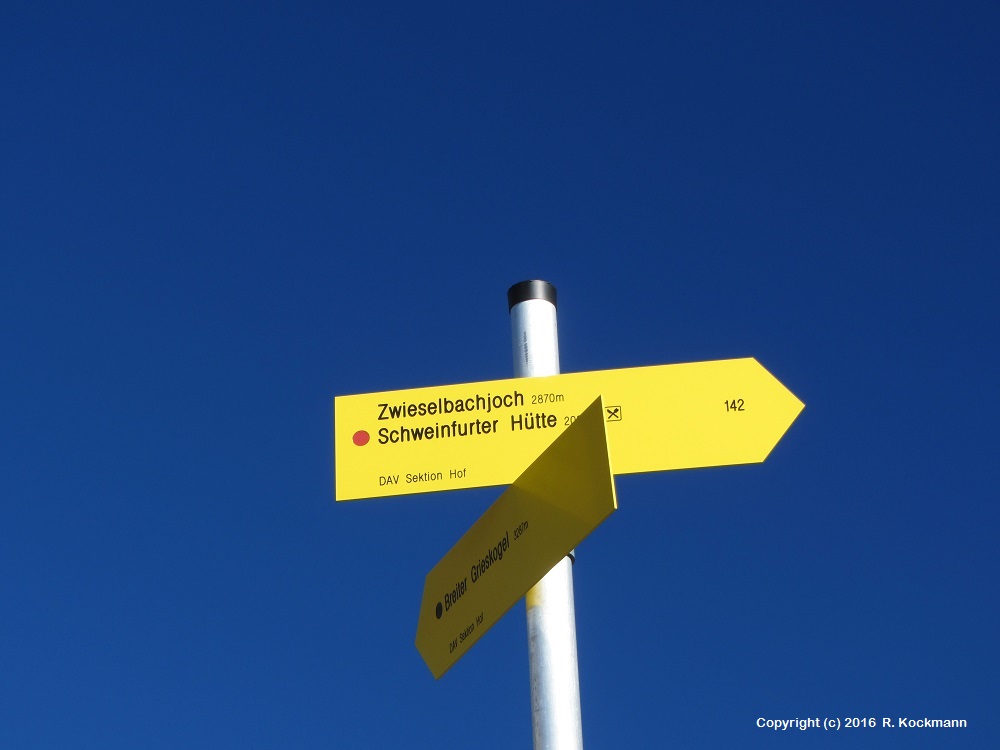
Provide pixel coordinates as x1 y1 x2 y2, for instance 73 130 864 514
507 280 584 750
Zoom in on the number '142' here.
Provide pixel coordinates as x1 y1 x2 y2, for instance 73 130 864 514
725 399 745 412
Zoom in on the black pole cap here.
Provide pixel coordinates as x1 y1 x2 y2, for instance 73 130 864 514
507 280 557 312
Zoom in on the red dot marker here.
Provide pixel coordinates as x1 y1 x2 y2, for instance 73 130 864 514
353 430 370 447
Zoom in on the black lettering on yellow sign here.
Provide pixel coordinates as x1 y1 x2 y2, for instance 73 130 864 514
510 412 558 431
378 419 499 444
377 392 525 421
470 532 509 584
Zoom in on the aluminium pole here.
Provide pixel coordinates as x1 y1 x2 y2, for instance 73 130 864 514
507 280 584 750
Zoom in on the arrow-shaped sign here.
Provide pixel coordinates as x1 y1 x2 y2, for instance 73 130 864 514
334 358 804 501
415 396 616 678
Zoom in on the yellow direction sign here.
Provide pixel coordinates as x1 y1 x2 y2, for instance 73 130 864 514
334 357 803 501
415 397 616 678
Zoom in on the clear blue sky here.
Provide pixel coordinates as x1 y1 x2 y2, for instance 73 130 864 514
2 2 997 747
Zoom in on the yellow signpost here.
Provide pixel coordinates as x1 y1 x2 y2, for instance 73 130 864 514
415 396 616 678
334 357 804 501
